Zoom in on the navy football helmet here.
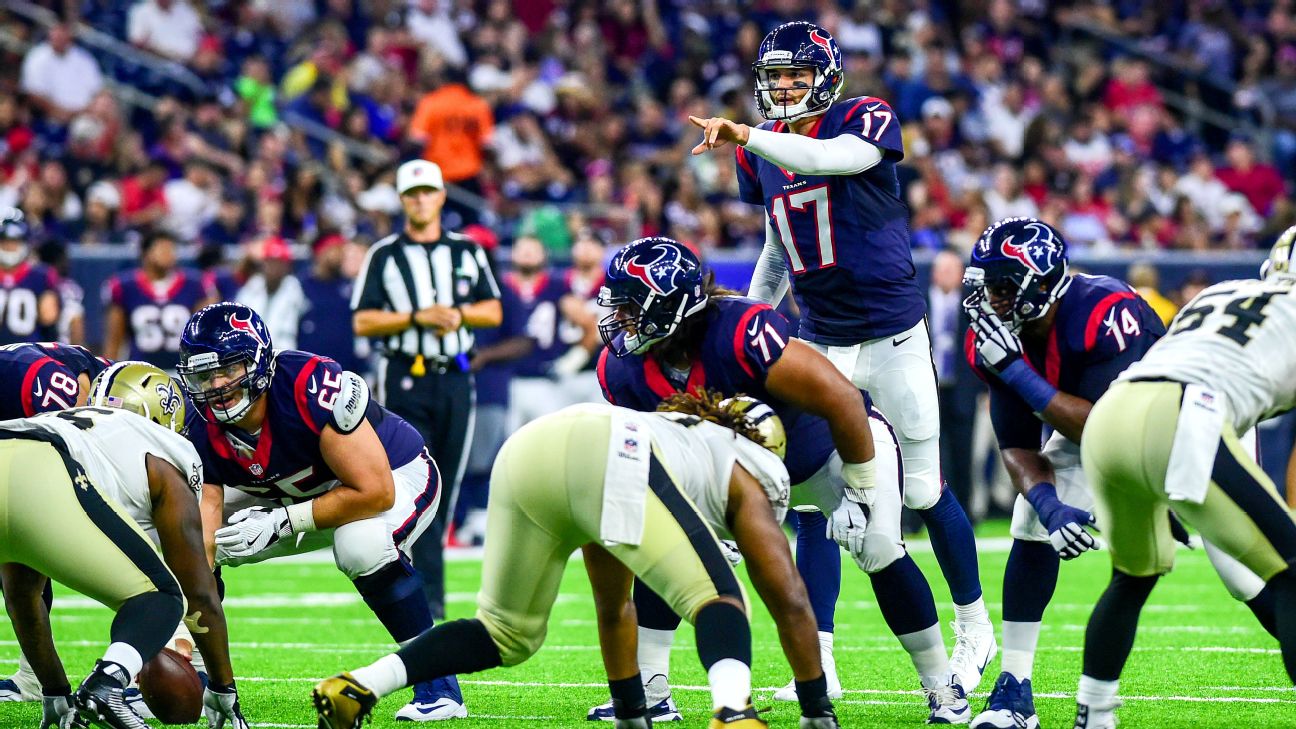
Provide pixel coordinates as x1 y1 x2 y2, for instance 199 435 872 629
964 217 1072 331
0 208 30 268
597 237 709 357
753 21 845 122
178 302 275 423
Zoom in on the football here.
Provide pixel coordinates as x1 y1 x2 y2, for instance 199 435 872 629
137 647 203 724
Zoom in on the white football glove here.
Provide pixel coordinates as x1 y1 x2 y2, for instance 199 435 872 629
967 303 1024 374
214 506 291 561
840 459 877 508
827 500 869 558
40 695 72 729
719 539 743 566
1049 519 1098 560
203 684 250 729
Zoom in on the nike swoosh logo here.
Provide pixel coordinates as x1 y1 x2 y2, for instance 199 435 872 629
977 652 992 675
307 378 318 394
866 103 882 112
747 318 761 337
33 379 43 398
892 336 912 347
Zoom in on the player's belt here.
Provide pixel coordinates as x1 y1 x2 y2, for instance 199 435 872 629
387 352 470 375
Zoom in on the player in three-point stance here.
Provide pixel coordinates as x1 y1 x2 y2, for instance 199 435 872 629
688 21 994 694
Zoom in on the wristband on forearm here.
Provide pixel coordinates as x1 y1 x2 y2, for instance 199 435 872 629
286 501 316 534
1024 482 1060 521
999 359 1058 412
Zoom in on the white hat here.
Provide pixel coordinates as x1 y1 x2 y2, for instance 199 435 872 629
921 96 954 120
396 159 444 194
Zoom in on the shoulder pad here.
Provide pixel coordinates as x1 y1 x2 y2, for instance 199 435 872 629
331 370 370 434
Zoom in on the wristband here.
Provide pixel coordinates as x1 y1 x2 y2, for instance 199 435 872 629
1024 482 1060 519
207 680 236 694
840 459 877 505
286 501 316 534
999 359 1058 412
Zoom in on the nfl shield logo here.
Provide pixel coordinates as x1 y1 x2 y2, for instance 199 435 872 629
250 463 263 476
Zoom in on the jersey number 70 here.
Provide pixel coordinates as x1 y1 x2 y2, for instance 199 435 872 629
770 184 836 273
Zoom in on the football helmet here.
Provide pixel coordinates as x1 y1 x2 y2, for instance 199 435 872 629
177 302 275 423
720 395 787 459
0 208 30 268
753 21 845 122
89 361 187 434
597 237 708 357
964 217 1072 332
1261 224 1296 281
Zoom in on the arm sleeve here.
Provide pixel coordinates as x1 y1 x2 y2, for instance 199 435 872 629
747 219 790 307
988 384 1044 451
350 246 388 311
743 128 884 176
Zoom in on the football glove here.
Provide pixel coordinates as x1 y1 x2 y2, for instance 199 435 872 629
1025 483 1098 560
214 506 292 562
827 500 869 558
1168 510 1193 548
203 683 249 729
40 694 72 729
719 539 743 566
967 303 1024 374
840 459 877 508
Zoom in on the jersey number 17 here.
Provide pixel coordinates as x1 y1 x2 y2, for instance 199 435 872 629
770 184 836 273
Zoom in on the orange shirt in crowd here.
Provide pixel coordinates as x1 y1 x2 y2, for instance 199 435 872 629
407 83 494 183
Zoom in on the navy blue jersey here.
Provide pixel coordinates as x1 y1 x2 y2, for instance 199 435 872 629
505 271 583 378
0 263 59 345
967 274 1166 450
597 296 837 484
736 96 925 345
0 342 106 418
189 350 427 504
105 268 213 369
474 284 529 407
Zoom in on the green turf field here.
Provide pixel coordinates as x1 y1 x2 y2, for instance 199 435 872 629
2 524 1293 728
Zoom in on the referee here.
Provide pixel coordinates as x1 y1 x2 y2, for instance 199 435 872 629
351 159 502 617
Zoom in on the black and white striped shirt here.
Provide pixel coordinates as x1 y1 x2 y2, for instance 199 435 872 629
350 231 501 358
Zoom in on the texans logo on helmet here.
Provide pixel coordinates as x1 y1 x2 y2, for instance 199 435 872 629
229 311 267 348
809 29 834 55
624 247 678 296
1000 223 1061 276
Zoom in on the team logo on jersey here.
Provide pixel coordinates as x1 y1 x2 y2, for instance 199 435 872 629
999 222 1062 276
228 311 267 348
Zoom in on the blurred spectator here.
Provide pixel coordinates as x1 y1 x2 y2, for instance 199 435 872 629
297 232 362 373
1177 269 1213 306
1260 44 1296 180
128 0 205 63
75 181 124 245
118 160 170 231
928 248 979 511
200 194 250 248
20 24 104 125
1173 153 1232 230
37 240 84 345
1125 262 1178 326
981 80 1035 160
407 0 467 68
983 164 1039 222
161 161 220 242
234 56 279 129
1103 58 1163 116
407 68 494 187
235 236 306 349
1216 137 1287 217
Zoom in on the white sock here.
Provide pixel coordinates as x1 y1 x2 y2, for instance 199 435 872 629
897 625 949 688
707 658 751 711
1001 621 1041 681
1076 674 1119 709
954 597 991 626
637 627 675 683
351 654 409 699
817 631 835 664
101 643 143 683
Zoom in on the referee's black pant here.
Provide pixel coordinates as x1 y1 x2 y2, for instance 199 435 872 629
380 355 474 619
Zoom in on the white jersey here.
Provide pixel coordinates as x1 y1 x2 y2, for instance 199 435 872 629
0 407 203 532
1119 277 1296 432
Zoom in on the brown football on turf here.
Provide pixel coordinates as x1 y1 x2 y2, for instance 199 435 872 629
137 647 203 724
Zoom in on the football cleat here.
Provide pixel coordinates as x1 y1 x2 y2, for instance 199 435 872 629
949 620 998 693
587 696 682 722
394 678 467 721
121 687 153 719
314 673 378 729
925 676 971 725
772 644 842 702
709 704 768 728
0 666 42 701
970 673 1038 729
72 662 148 729
1073 701 1120 729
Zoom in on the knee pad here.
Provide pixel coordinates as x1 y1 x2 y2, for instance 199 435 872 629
854 533 905 574
476 606 546 667
897 437 942 510
333 519 400 579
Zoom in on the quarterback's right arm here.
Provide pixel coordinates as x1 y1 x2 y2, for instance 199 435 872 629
747 220 790 307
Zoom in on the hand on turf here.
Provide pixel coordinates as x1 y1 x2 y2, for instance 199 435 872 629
688 115 750 155
203 684 249 729
827 500 870 558
215 506 291 562
40 694 72 729
967 302 1023 375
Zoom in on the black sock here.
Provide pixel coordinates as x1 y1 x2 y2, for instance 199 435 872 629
1268 572 1296 684
1082 570 1158 680
795 673 833 717
395 619 502 685
608 674 647 720
1246 584 1279 639
109 591 183 668
693 601 751 669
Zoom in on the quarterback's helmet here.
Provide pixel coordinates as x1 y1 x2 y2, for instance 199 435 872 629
0 208 30 268
597 237 709 357
177 302 275 423
720 395 787 459
964 217 1072 332
1261 225 1296 282
753 21 845 122
89 361 188 434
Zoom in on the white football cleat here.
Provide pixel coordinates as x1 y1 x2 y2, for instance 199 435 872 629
0 666 42 702
586 674 682 722
924 676 971 725
948 620 997 693
395 679 467 721
773 634 842 702
1073 701 1120 729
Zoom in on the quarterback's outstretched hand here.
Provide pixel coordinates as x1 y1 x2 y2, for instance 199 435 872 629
688 115 751 154
1026 483 1098 560
214 506 291 561
967 303 1024 374
203 683 249 729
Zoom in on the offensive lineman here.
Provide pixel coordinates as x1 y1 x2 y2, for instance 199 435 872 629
1073 229 1296 728
687 22 993 685
0 362 246 729
314 394 834 729
0 209 61 345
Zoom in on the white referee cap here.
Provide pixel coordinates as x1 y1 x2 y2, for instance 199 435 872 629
396 159 444 194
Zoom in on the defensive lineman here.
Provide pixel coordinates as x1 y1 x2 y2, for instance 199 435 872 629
688 21 993 682
1074 230 1296 728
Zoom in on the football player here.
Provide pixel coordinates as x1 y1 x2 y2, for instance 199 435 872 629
0 208 61 345
314 393 834 729
176 303 466 721
591 238 970 724
688 21 993 680
1073 230 1296 728
0 342 110 419
0 362 245 729
102 231 217 370
961 218 1169 729
503 235 598 430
